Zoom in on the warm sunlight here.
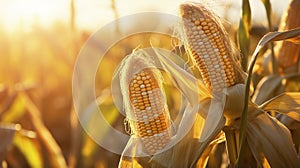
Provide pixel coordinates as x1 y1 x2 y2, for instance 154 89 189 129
0 0 289 32
0 0 68 31
0 0 298 167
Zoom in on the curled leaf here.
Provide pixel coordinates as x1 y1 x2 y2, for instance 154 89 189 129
240 27 300 164
247 111 300 167
251 75 284 105
260 92 300 122
248 27 300 73
277 114 300 154
153 48 210 106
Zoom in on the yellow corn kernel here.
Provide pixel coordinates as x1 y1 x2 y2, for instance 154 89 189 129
180 3 245 92
275 0 300 70
128 68 172 155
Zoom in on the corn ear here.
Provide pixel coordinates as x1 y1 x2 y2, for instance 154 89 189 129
275 0 300 71
179 3 246 93
178 2 241 142
118 50 172 155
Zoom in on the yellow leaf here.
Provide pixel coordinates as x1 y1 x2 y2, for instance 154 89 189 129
13 131 43 168
260 92 300 122
1 94 26 123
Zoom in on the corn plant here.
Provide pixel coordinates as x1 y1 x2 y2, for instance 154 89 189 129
115 2 300 168
0 85 67 168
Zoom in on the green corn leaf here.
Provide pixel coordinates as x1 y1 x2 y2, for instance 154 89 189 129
261 0 277 74
20 92 67 168
238 0 252 71
13 130 43 168
83 91 120 142
261 0 272 28
79 91 120 167
1 94 26 123
80 135 99 167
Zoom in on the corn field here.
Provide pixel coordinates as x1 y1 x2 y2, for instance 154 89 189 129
0 0 300 168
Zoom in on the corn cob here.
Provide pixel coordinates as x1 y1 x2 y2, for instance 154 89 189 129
120 51 172 155
275 0 300 70
179 3 245 93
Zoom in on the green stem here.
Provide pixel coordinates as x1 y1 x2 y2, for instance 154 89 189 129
236 27 300 166
236 51 257 167
270 42 277 75
264 0 277 75
224 126 238 167
267 19 277 75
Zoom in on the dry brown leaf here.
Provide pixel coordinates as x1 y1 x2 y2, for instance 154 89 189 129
247 111 300 167
251 75 285 105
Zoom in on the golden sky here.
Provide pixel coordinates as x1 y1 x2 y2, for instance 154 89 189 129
0 0 289 31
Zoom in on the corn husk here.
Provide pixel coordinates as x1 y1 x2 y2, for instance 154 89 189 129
154 48 226 143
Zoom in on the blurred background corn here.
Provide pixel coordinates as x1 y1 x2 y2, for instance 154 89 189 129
127 67 172 155
275 0 300 72
180 3 245 93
